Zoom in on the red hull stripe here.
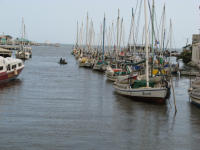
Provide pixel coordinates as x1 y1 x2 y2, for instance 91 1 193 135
0 68 24 82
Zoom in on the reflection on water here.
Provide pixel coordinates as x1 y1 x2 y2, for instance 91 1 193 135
0 45 199 150
0 79 22 89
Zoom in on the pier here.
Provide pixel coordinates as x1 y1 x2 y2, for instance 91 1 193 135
0 45 20 50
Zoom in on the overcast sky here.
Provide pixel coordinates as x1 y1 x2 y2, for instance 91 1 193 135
0 0 199 48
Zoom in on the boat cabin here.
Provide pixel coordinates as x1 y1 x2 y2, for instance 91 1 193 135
0 56 24 73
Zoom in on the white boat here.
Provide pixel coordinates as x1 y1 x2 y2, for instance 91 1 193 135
16 17 32 60
189 88 200 107
16 49 32 60
114 84 168 102
93 60 107 72
113 0 168 103
105 65 133 82
0 56 24 83
93 15 107 72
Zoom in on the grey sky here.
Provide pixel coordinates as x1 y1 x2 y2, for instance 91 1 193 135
0 0 199 48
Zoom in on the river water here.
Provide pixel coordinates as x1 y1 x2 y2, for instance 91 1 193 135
0 45 199 150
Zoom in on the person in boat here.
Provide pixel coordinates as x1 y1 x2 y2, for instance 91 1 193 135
60 57 67 64
60 58 63 63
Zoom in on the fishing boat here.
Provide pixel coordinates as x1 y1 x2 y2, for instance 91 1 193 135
78 57 93 68
0 56 24 83
93 59 107 71
16 17 32 60
113 0 169 103
16 49 32 60
93 15 107 72
106 64 131 81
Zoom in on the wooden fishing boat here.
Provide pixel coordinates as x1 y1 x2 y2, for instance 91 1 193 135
16 49 32 60
106 65 132 82
113 0 169 103
78 57 93 68
16 18 32 60
93 60 107 72
93 15 107 72
114 84 168 102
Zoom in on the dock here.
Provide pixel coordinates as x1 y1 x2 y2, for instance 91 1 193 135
0 45 20 50
0 47 12 57
180 70 200 76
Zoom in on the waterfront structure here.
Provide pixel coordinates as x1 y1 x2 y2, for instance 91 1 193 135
192 42 200 65
0 35 13 45
0 48 12 57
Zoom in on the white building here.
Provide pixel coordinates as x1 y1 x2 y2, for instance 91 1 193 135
192 43 200 64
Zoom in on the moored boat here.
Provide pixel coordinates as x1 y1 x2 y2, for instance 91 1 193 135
93 60 107 72
16 49 32 60
0 56 24 83
113 0 169 103
114 84 168 103
16 17 32 60
189 88 200 107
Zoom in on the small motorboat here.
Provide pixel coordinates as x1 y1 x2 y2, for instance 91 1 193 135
59 58 67 64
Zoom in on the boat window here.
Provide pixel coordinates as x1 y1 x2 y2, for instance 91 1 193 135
7 65 10 71
12 65 17 69
18 63 22 67
0 66 3 71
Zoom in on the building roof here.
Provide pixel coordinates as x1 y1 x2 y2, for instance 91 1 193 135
0 35 12 39
15 38 30 42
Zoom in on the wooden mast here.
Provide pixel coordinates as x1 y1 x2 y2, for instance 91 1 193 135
76 21 79 47
144 0 149 87
151 0 155 77
102 14 106 62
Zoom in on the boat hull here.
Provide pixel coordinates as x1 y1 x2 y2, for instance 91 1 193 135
16 53 31 60
93 64 106 72
114 85 168 103
190 93 200 108
106 74 117 82
0 68 23 84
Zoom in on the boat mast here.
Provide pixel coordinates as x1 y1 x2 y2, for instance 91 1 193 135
129 8 134 52
169 19 172 56
85 12 89 50
119 18 123 51
80 22 84 53
144 0 149 87
107 26 111 53
169 19 173 63
151 0 155 77
160 5 165 53
116 9 120 51
102 14 106 62
111 21 115 54
22 17 25 47
88 20 93 52
76 21 79 47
